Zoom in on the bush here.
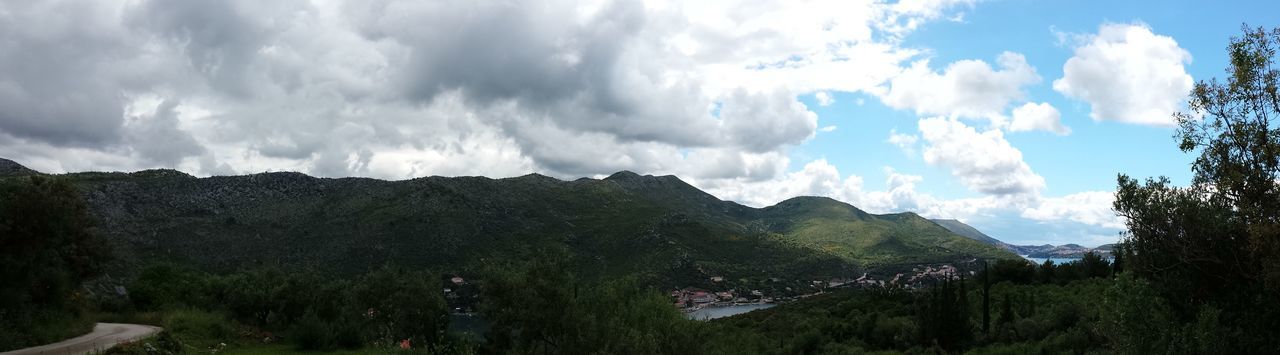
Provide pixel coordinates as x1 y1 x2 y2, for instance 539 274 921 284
291 310 331 351
0 308 95 351
163 309 235 349
988 260 1035 285
1048 302 1082 330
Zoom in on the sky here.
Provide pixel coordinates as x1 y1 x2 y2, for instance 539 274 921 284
2 0 1277 247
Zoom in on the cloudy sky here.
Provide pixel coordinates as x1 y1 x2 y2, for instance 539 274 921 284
2 0 1276 246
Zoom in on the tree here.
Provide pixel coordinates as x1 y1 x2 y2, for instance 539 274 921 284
479 251 700 355
350 266 449 352
0 176 110 350
1113 25 1280 350
997 293 1014 326
989 259 1035 284
1079 252 1111 279
981 262 991 334
1037 260 1057 284
1172 24 1280 296
916 274 971 351
0 176 109 308
1111 243 1128 274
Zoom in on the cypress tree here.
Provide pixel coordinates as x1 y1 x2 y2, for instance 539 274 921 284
998 293 1014 326
981 262 991 334
1027 291 1036 317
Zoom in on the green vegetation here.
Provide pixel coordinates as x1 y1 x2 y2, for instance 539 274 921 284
478 252 701 354
45 166 1012 291
931 219 1010 250
94 265 459 353
6 22 1280 355
759 197 1017 266
702 258 1117 354
1110 24 1280 352
0 176 107 350
93 253 704 354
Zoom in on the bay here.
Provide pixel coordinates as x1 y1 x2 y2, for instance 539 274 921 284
686 304 775 320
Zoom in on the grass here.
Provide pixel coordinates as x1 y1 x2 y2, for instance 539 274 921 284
218 344 448 355
0 308 97 351
96 309 477 354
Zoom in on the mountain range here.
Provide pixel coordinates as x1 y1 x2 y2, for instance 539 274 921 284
932 218 1114 258
1 158 1018 288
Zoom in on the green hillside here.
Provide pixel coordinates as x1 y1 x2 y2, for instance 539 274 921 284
1 160 1016 288
931 218 1015 251
761 197 1017 266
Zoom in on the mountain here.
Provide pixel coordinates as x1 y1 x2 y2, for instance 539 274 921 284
0 158 39 177
765 199 1015 266
930 219 1015 252
1 160 1017 288
1019 244 1112 259
929 218 1116 259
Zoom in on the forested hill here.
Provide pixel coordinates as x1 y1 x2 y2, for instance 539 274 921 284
0 159 1015 287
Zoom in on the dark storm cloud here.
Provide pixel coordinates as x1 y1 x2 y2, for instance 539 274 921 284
0 0 851 180
127 0 269 97
0 1 132 146
345 0 722 147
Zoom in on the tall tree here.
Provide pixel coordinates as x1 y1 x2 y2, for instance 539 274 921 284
350 266 449 352
997 293 1014 326
0 176 110 350
981 262 991 334
0 176 109 308
1113 25 1280 351
1172 24 1280 296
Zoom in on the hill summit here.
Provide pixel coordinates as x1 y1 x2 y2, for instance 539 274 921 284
0 158 39 177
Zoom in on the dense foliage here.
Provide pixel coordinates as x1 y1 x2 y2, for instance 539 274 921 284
0 176 107 350
56 168 1010 289
704 257 1117 354
105 265 456 353
1114 24 1280 352
477 253 702 354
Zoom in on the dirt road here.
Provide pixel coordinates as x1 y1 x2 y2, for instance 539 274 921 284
0 323 162 355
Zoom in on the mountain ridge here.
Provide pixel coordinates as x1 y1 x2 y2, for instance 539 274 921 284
0 158 40 177
1 159 1018 288
930 218 1114 258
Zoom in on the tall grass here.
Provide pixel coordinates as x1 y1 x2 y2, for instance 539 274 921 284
0 309 96 351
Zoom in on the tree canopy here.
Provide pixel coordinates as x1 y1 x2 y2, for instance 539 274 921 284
0 176 109 349
1114 24 1280 352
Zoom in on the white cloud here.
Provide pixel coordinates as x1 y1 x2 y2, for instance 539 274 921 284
1009 102 1070 135
886 129 919 155
694 159 1122 245
0 0 1130 246
698 159 989 221
1023 191 1124 230
877 51 1040 127
719 89 818 153
696 159 862 209
918 117 1045 195
0 0 976 181
1052 23 1193 126
814 91 835 106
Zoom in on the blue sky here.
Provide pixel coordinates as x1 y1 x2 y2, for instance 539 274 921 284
805 0 1279 197
775 0 1280 245
2 0 1276 247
